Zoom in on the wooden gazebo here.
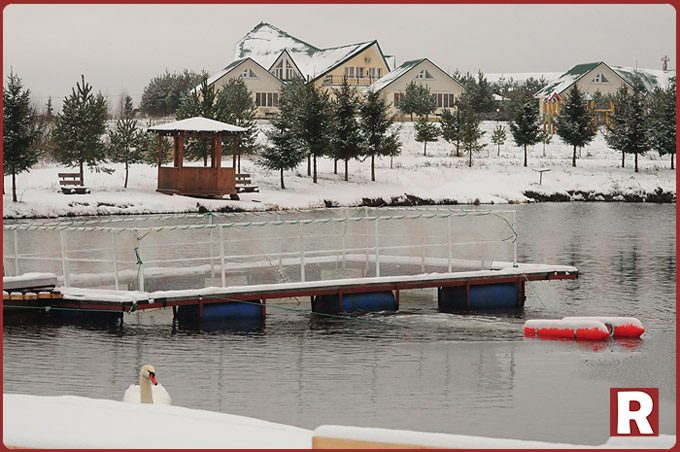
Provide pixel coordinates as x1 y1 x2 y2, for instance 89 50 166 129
148 117 247 198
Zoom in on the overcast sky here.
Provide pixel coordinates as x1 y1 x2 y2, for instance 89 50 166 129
3 3 676 111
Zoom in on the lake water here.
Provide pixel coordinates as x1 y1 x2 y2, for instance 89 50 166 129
3 203 676 445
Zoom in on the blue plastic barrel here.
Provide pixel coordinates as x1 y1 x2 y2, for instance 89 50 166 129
312 291 397 314
176 300 264 322
438 282 523 311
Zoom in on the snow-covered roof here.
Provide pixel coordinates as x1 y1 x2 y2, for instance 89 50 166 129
534 62 676 98
199 58 282 93
232 22 386 82
484 72 562 85
147 117 247 133
368 58 465 92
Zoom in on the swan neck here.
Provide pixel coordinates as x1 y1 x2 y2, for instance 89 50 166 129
140 374 154 404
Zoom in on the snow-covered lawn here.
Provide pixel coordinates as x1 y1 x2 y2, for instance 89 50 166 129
3 121 675 219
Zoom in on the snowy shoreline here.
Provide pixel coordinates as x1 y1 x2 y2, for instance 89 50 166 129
3 121 675 220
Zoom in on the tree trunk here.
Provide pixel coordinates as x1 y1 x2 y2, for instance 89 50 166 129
572 146 577 167
334 159 337 175
456 140 461 157
390 155 394 169
12 171 17 202
423 141 427 156
280 168 285 189
622 150 625 168
344 159 349 182
672 153 675 170
313 154 318 183
80 161 84 185
635 152 639 173
371 153 375 182
543 142 546 157
307 154 311 176
497 144 500 157
469 147 472 168
124 160 129 188
524 145 528 167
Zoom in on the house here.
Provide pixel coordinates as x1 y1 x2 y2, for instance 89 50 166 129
204 22 392 118
368 58 466 119
534 61 675 132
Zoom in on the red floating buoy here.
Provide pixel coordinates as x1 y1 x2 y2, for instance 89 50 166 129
561 317 645 338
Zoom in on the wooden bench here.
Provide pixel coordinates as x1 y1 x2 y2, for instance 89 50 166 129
235 173 259 193
58 172 90 194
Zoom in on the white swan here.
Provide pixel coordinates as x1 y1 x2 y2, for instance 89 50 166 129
123 364 172 405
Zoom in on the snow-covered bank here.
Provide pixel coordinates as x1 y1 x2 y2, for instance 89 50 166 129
3 121 675 219
4 394 675 449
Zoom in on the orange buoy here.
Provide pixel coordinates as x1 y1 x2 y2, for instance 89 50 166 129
562 317 644 338
523 319 611 340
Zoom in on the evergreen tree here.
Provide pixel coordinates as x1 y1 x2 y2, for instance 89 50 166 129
459 71 496 115
216 77 260 173
176 79 219 166
108 118 144 188
509 101 541 167
45 97 54 118
554 84 596 167
139 69 206 117
460 108 485 167
331 77 363 181
397 81 437 121
297 83 333 184
490 125 507 156
140 121 172 166
647 78 676 169
439 108 463 156
257 82 307 189
605 78 648 173
360 89 401 182
414 115 440 156
118 93 134 119
52 75 108 184
3 71 45 202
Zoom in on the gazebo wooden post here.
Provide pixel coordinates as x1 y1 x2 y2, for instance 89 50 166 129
232 136 238 171
173 135 179 168
215 132 223 169
177 132 184 168
157 135 163 166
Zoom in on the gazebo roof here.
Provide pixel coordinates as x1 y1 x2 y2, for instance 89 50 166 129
147 117 248 134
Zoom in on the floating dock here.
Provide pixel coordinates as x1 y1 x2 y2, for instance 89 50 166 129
3 208 578 322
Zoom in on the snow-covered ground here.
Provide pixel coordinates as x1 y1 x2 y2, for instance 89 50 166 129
3 121 675 219
4 394 675 449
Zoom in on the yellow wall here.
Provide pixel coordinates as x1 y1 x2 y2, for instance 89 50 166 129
312 43 390 92
212 60 283 118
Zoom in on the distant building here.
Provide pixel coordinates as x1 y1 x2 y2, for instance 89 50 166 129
534 61 675 132
368 58 466 119
205 22 392 118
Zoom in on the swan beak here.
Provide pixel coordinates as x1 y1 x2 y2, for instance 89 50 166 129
149 372 158 385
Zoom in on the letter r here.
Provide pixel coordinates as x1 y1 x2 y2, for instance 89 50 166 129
617 391 654 434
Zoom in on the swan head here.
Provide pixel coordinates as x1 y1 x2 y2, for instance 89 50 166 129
140 364 158 385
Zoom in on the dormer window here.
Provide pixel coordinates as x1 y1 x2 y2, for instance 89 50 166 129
275 59 296 80
241 68 258 79
416 69 434 80
592 73 609 83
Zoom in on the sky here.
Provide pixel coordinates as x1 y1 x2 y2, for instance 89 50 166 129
2 3 676 112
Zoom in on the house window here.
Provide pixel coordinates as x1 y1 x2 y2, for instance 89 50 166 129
416 69 434 80
324 74 334 85
434 93 455 108
275 61 284 80
241 68 258 79
592 73 609 83
255 92 279 107
394 93 401 106
368 67 382 80
344 67 364 79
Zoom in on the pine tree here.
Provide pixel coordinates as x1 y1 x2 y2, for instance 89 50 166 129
139 69 206 117
176 79 219 166
459 71 496 115
331 77 363 181
490 125 507 156
397 81 437 121
509 101 541 167
140 121 172 166
605 78 648 173
297 83 333 184
45 97 54 118
460 108 485 167
414 115 440 156
439 108 463 156
647 78 676 170
216 77 259 173
108 118 144 188
3 71 45 202
52 75 108 184
555 84 596 167
360 89 401 182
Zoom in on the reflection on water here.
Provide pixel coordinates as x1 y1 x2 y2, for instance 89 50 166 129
3 203 676 445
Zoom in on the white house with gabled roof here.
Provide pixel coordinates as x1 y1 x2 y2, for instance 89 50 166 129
369 58 466 119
